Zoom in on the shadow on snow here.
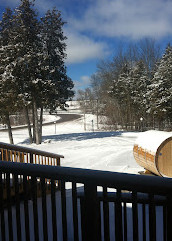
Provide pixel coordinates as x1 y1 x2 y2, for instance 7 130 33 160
19 131 126 144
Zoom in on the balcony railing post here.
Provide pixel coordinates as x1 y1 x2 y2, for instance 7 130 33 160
167 195 172 240
83 182 100 241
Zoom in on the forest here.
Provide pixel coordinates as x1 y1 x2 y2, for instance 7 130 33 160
77 39 172 131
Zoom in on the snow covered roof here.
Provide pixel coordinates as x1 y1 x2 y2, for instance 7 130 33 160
135 130 172 153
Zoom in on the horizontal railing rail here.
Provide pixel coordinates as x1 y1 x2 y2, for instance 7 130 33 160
0 142 64 158
0 142 63 166
78 191 167 205
0 160 172 241
1 160 172 195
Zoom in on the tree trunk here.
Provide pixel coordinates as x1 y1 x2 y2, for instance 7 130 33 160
24 105 33 143
33 100 39 145
5 113 14 144
32 102 36 143
38 107 43 144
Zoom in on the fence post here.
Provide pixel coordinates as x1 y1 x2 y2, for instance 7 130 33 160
83 182 101 241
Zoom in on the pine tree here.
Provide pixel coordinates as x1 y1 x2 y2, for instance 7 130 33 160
111 63 132 126
40 8 74 113
0 8 17 144
128 60 149 121
148 44 172 125
12 0 41 143
0 1 74 144
111 60 149 129
0 1 40 143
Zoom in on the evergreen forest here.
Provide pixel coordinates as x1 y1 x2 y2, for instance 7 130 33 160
77 40 172 131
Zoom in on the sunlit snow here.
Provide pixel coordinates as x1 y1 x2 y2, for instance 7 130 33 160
0 109 143 175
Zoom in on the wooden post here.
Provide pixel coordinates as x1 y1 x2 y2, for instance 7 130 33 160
83 182 100 241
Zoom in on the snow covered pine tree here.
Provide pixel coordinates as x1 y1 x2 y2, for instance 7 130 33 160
148 44 172 128
0 0 74 144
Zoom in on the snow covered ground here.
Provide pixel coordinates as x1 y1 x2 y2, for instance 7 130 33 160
0 112 144 175
1 110 168 241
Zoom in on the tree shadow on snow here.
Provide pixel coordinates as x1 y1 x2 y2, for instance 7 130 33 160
19 131 126 144
42 131 125 142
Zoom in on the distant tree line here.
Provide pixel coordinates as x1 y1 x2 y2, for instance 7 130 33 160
78 39 172 131
0 0 74 144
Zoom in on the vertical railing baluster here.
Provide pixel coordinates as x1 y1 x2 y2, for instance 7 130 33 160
84 182 100 241
14 151 17 162
149 193 156 241
80 197 86 241
61 180 68 241
30 154 33 164
26 153 29 163
166 195 172 241
103 186 110 241
14 174 22 241
38 155 40 165
10 151 13 162
163 204 167 241
57 158 60 166
23 175 30 241
22 152 24 163
31 176 39 241
41 177 48 241
18 151 20 162
34 154 36 164
115 189 123 241
72 182 79 241
142 203 146 241
97 197 102 241
1 149 4 160
5 149 8 161
0 172 5 241
132 191 138 241
51 178 58 241
123 202 127 241
6 172 13 241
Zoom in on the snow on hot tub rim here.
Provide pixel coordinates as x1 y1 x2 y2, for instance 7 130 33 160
134 130 172 154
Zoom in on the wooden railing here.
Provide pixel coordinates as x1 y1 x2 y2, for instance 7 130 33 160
0 142 64 197
0 159 172 241
0 142 63 166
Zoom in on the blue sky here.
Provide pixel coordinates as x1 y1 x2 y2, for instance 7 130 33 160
0 0 172 94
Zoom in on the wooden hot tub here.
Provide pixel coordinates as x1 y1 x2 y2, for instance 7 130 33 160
133 130 172 177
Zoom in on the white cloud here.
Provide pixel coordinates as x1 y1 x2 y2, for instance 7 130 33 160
34 0 57 13
80 75 90 84
2 0 170 65
69 0 172 39
73 75 91 92
3 0 172 40
65 31 109 64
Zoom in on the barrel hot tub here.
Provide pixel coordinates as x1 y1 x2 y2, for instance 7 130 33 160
133 130 172 177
